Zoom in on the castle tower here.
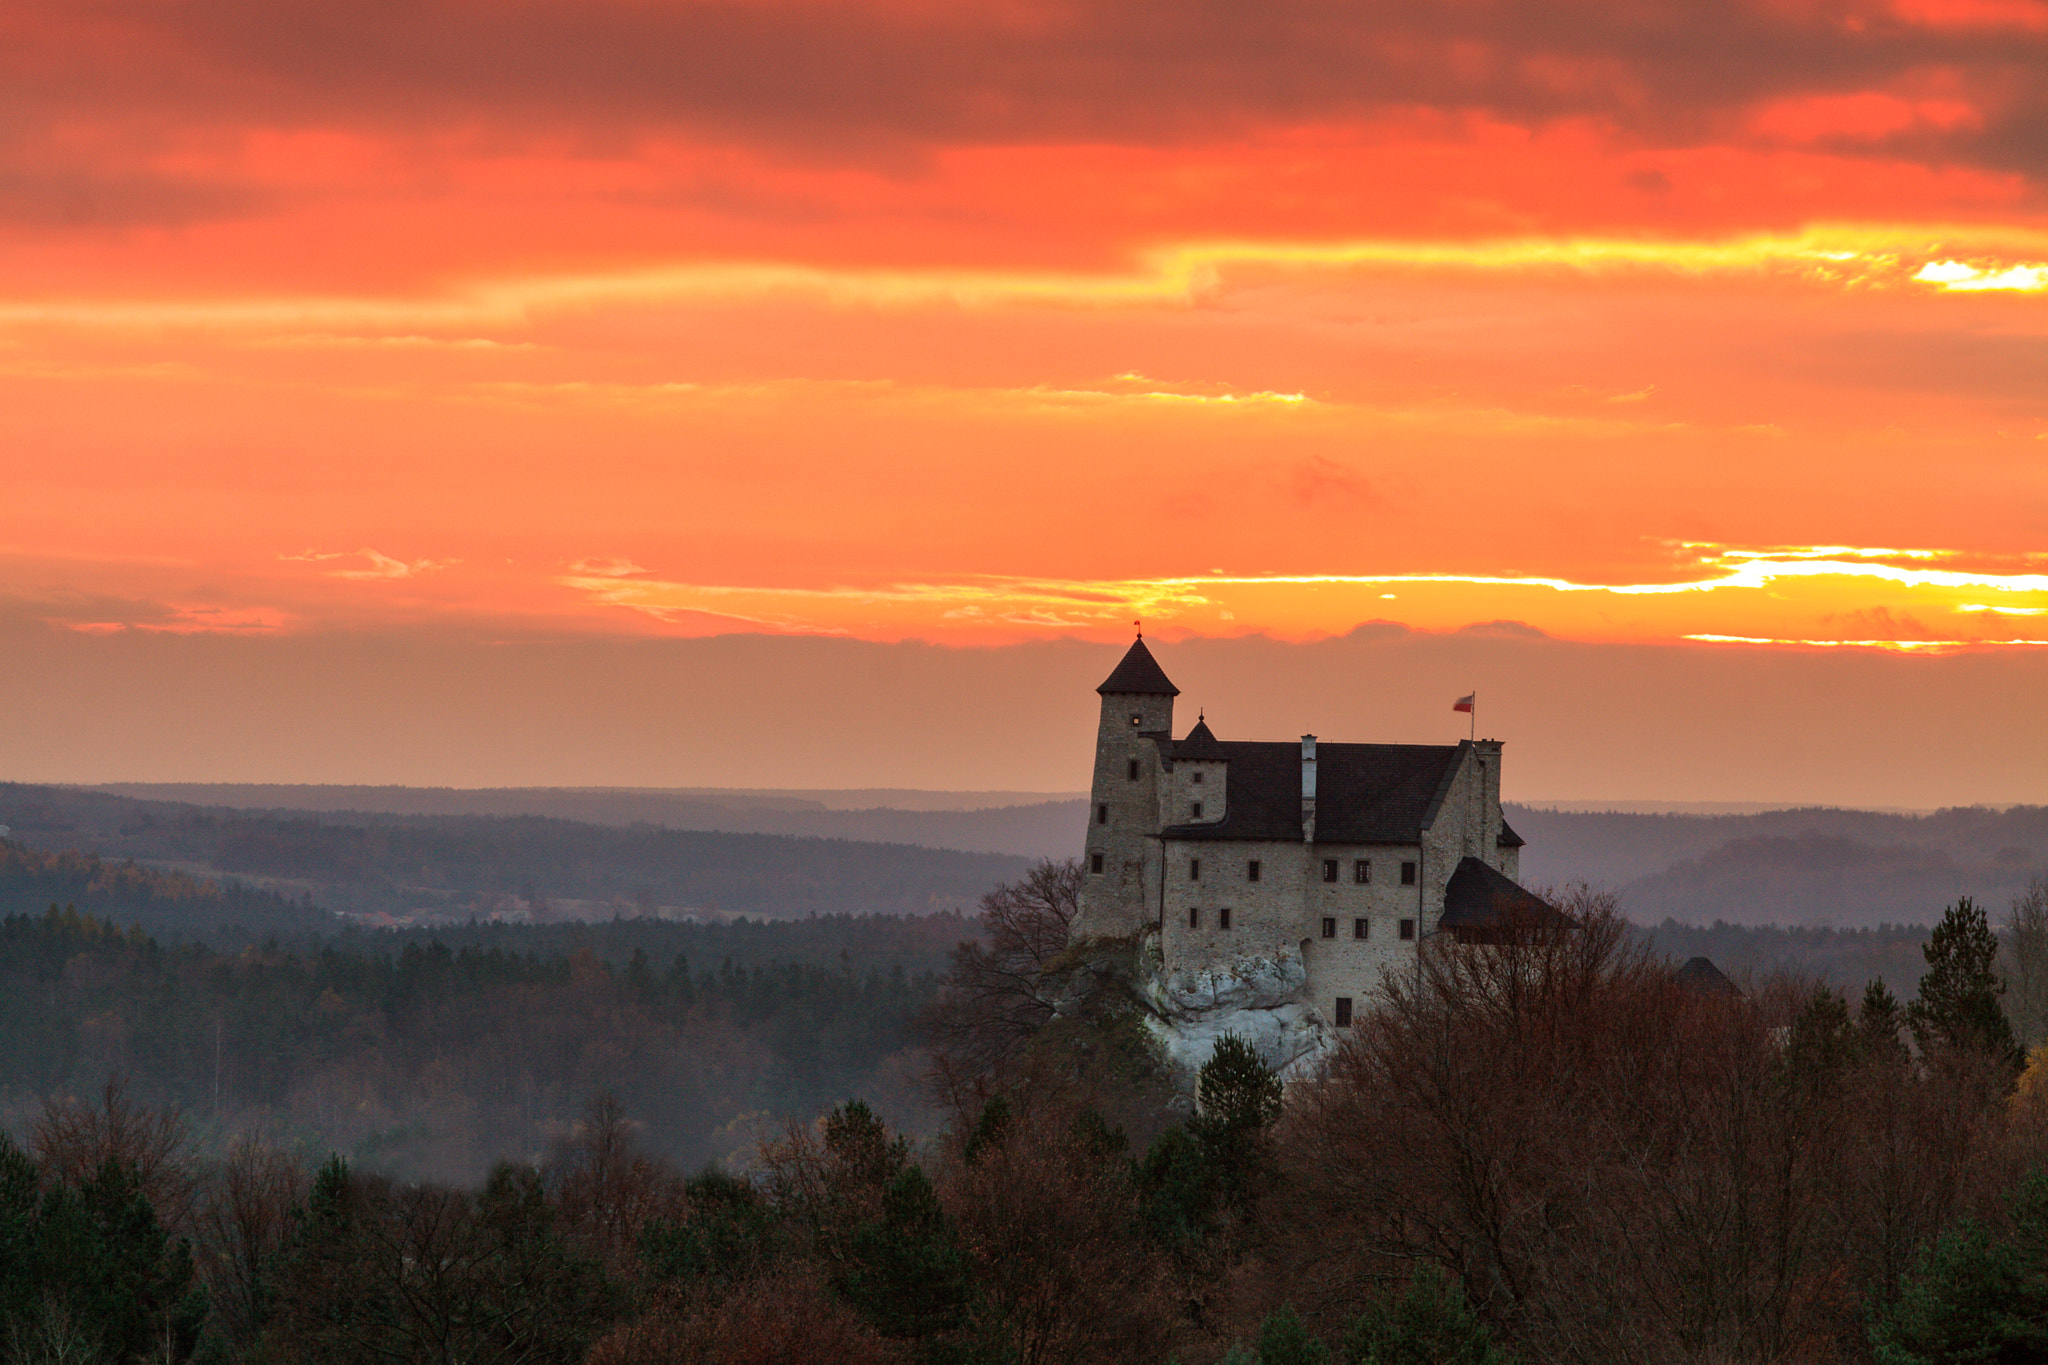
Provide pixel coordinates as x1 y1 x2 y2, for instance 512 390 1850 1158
1071 635 1177 941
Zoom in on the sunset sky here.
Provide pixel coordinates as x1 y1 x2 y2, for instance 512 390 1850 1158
3 0 2046 803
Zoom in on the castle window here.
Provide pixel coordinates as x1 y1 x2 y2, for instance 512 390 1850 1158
1090 853 1104 874
1191 770 1203 784
1129 713 1142 727
1353 917 1368 939
1247 860 1261 882
1335 997 1353 1028
1321 859 1338 883
1127 758 1140 781
1321 917 1336 939
1097 804 1108 825
1189 906 1200 929
1191 802 1203 819
1219 907 1232 930
1399 918 1415 940
1189 858 1200 881
1354 859 1370 884
1400 860 1417 885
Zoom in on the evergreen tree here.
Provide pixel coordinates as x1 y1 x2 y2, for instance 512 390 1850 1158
838 1164 973 1344
1191 1032 1285 1205
1869 1168 2048 1364
1860 978 1909 1065
1342 1267 1513 1365
1906 898 2025 1071
1256 1303 1333 1365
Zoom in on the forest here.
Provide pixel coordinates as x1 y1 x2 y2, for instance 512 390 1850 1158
4 847 2048 1363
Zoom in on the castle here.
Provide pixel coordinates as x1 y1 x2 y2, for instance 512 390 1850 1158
1070 635 1549 1034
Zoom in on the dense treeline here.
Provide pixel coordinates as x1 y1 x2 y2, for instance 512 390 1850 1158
0 905 939 1180
350 910 971 979
1639 916 1935 997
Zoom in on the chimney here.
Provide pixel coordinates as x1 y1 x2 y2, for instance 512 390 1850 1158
1301 734 1317 843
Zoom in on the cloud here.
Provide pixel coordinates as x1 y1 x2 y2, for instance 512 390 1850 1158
566 556 648 578
1458 619 1552 639
282 549 454 580
3 0 2045 181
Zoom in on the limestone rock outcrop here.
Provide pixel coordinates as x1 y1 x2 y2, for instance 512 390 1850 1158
1047 929 1336 1094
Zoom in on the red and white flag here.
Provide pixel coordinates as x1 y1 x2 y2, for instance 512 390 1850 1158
1452 693 1475 713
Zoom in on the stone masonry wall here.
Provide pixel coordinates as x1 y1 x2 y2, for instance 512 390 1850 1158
1072 689 1175 940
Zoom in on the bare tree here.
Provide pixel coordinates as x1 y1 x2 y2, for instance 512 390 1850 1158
547 1093 687 1274
2003 874 2048 1050
31 1078 197 1234
1265 900 1888 1364
191 1132 309 1353
915 859 1080 1098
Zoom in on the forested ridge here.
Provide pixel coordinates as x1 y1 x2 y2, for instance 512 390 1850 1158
0 783 1030 924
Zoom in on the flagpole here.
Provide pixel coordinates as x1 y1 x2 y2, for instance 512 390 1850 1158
1470 691 1476 742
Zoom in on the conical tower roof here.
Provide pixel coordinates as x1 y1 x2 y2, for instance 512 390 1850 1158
1175 715 1227 760
1096 637 1179 695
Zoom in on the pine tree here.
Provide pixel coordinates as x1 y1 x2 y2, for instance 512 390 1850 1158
1190 1032 1286 1207
1860 978 1909 1064
1906 898 2025 1072
1342 1267 1513 1365
1256 1304 1332 1364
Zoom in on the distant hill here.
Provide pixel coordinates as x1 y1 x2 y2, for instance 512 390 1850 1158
0 839 334 938
71 783 1089 859
0 783 1032 926
1512 802 2048 926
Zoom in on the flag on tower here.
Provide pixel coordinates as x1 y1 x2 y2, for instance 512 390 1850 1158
1452 693 1475 713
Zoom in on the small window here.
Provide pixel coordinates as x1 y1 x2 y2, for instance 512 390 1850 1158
1129 713 1142 727
1335 996 1353 1028
1097 804 1108 825
1191 801 1204 819
1248 860 1261 883
1090 853 1104 874
1127 758 1140 781
1188 906 1200 929
1189 858 1201 881
1219 906 1232 930
1321 859 1338 883
1399 918 1415 940
1321 917 1336 939
1354 859 1371 884
1400 860 1418 886
1353 917 1368 940
1191 770 1204 785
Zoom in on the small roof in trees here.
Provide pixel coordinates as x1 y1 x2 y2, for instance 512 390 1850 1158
1673 956 1743 997
1438 855 1565 937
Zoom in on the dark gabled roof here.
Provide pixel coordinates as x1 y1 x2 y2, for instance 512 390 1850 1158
1173 717 1228 761
1096 638 1180 696
1673 956 1743 997
1160 740 1464 843
1497 817 1525 849
1439 856 1564 932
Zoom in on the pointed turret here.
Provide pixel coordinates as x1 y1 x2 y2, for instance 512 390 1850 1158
1175 715 1226 760
1096 638 1180 696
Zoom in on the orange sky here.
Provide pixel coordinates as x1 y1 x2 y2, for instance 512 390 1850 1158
3 0 2046 797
